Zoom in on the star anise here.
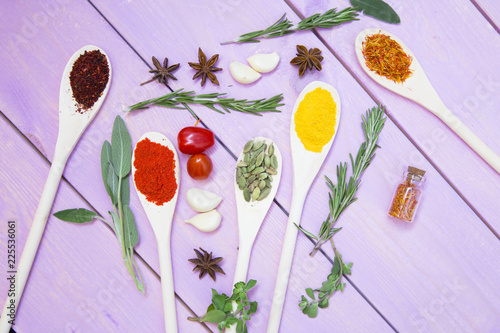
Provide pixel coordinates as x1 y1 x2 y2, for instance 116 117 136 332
290 45 324 77
188 48 222 86
188 248 225 281
141 56 179 86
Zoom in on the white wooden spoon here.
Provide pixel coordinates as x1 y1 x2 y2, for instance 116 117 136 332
268 81 341 333
0 45 111 333
132 132 180 333
355 28 500 174
233 137 283 285
226 137 282 333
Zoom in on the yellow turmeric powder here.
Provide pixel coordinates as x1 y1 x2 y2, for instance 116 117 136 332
294 87 337 153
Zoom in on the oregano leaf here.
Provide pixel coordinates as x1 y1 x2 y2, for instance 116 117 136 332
202 310 226 324
53 208 96 223
306 288 315 300
350 0 400 24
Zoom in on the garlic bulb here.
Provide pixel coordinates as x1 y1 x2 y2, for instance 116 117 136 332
247 52 280 73
229 61 261 84
185 210 222 232
186 188 222 212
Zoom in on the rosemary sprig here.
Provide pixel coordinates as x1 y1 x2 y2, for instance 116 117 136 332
296 105 386 317
125 89 284 116
221 7 359 44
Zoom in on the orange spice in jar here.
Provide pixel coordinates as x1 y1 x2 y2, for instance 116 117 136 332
388 166 426 222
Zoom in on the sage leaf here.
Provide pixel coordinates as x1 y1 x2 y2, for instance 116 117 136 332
107 163 119 206
123 204 138 248
111 115 132 178
100 140 113 201
120 174 130 206
54 208 96 223
202 310 226 324
109 211 121 243
350 0 400 24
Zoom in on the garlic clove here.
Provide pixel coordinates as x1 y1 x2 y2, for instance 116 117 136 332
186 187 222 212
185 210 222 232
229 61 261 84
247 52 280 73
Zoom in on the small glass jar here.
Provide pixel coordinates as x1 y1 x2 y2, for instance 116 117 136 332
388 166 426 222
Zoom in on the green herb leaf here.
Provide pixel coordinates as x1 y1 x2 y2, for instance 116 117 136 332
109 211 121 243
248 301 258 315
236 319 245 333
246 279 257 290
120 174 130 206
111 115 132 178
101 140 113 200
212 294 227 311
202 310 226 324
54 208 96 223
306 288 315 300
350 0 400 24
123 204 138 248
106 163 119 206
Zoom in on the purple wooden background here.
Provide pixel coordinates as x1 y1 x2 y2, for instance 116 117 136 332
1 0 499 332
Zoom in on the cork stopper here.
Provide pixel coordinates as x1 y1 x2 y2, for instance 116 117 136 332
408 166 426 177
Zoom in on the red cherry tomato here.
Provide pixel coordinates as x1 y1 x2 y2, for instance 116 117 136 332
177 127 215 154
187 153 213 180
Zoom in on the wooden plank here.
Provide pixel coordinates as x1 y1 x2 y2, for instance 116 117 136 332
0 116 202 332
0 1 396 332
80 0 500 332
287 0 500 230
474 0 500 30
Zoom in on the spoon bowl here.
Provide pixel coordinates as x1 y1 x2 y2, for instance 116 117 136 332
0 45 111 333
268 81 341 332
233 137 283 285
132 132 180 333
355 28 500 173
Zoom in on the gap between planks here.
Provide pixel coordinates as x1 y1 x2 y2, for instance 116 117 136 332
283 0 500 240
84 0 401 331
470 0 500 34
0 110 213 333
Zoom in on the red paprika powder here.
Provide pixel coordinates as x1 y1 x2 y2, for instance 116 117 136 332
134 138 177 205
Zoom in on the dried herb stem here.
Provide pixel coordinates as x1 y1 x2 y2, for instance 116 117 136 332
125 89 284 116
221 8 358 44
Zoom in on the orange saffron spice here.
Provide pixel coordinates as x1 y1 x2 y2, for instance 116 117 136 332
388 181 420 222
362 32 413 84
388 166 425 222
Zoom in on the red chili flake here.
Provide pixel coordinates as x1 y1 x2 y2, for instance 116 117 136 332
69 50 109 112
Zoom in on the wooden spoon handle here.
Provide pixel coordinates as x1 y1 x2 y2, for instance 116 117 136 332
0 154 67 333
157 239 178 333
433 104 500 174
268 192 306 333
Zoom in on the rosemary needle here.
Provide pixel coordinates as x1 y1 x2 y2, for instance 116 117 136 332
124 89 284 116
221 7 359 44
